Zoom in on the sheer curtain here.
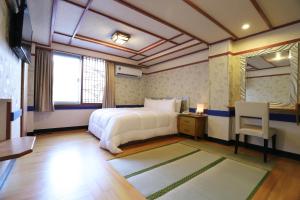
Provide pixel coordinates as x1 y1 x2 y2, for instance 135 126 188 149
34 48 54 112
102 61 116 108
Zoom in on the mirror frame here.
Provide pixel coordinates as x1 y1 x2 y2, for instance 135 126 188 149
240 42 299 109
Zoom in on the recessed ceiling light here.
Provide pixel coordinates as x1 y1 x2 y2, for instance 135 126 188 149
111 31 130 45
241 23 250 30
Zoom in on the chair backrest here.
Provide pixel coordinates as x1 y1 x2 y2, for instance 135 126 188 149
235 101 270 138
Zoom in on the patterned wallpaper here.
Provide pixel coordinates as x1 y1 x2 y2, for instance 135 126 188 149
229 55 241 106
115 75 145 105
0 1 22 139
208 56 229 110
143 63 209 108
246 75 290 104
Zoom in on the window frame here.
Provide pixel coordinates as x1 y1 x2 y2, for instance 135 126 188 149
53 51 103 108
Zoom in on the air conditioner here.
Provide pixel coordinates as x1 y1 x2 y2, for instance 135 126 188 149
115 65 142 78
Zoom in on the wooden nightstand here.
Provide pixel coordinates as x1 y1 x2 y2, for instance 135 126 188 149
177 114 207 140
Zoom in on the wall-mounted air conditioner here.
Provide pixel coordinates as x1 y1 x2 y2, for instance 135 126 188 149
115 65 142 78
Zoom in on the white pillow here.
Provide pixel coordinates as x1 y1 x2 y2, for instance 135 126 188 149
144 98 176 112
175 99 182 113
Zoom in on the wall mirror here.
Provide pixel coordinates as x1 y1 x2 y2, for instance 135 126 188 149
240 43 299 110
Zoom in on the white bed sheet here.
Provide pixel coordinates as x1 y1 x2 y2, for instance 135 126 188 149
88 107 178 153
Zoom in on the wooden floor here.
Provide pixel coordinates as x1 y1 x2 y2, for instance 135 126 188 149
0 130 299 200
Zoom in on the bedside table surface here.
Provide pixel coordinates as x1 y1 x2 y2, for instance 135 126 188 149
178 113 207 118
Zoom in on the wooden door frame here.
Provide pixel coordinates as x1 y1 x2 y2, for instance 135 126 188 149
6 101 11 140
20 61 27 137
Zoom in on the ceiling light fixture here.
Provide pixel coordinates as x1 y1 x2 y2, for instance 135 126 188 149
273 52 282 61
288 51 292 59
241 23 250 30
111 31 130 45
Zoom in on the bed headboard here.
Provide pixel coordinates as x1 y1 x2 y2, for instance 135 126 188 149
148 96 190 113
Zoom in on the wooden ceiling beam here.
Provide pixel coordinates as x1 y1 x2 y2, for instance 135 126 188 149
49 0 58 45
250 0 273 29
70 0 93 44
139 37 194 61
144 47 208 67
183 0 238 39
62 0 176 44
139 42 202 65
129 33 184 59
114 0 209 44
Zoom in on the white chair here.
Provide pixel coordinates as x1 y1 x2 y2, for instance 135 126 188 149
234 101 277 162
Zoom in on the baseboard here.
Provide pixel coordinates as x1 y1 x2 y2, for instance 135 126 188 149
235 141 300 161
27 125 88 136
204 134 234 146
205 134 300 161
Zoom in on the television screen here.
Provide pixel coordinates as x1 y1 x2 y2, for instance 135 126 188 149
9 0 33 64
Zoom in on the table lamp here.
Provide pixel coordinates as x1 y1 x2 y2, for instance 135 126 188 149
196 104 204 115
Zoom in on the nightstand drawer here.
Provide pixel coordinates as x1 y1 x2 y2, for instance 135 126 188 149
179 123 195 135
179 116 195 127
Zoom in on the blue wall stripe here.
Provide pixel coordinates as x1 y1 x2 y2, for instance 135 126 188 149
27 106 35 111
27 105 144 111
10 109 22 121
26 105 299 123
190 108 298 123
116 105 144 108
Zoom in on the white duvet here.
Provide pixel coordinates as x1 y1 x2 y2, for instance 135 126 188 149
88 107 178 153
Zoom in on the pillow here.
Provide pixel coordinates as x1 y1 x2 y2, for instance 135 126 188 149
144 98 176 112
175 99 182 113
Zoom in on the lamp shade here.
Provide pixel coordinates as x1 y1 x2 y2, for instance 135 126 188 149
196 104 205 114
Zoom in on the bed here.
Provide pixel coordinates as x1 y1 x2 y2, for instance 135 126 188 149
88 97 189 153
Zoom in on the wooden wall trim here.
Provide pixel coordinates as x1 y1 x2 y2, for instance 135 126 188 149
234 37 300 55
143 59 208 75
6 102 11 140
114 0 209 44
249 0 273 29
209 37 300 59
183 0 237 39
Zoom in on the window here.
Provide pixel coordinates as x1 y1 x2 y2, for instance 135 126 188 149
53 52 106 105
53 53 82 105
82 56 106 103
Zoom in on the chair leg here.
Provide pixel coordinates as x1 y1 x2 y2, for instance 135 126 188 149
244 135 248 148
264 139 268 163
272 135 277 154
235 134 240 154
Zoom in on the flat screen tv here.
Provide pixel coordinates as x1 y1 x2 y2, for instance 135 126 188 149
8 0 33 64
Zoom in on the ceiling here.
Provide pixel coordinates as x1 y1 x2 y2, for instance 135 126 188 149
27 0 300 67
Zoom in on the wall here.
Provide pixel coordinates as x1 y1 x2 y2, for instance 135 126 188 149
27 44 145 132
144 62 208 108
115 75 145 105
0 2 22 139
